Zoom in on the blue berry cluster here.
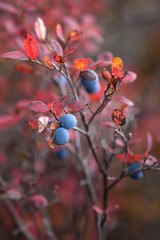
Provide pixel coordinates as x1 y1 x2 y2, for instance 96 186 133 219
50 114 77 145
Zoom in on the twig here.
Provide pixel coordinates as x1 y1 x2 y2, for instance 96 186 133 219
3 200 37 240
107 161 159 191
88 89 115 126
73 126 88 135
40 208 58 240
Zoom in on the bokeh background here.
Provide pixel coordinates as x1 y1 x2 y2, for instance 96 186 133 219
0 0 160 239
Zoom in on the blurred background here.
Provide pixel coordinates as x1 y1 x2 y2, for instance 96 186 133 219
0 0 160 239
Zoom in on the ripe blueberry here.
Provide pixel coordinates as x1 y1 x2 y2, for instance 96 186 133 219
52 70 67 84
128 162 143 179
60 114 77 130
53 127 70 145
81 70 100 93
55 149 69 160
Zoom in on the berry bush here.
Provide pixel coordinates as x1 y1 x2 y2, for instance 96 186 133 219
0 1 160 240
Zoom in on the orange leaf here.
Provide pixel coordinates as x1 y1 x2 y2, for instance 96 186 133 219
74 58 88 71
24 34 39 60
102 68 111 84
68 30 82 43
56 23 66 43
112 57 123 75
49 130 56 149
44 56 53 68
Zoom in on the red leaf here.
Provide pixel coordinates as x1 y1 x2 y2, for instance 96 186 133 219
56 23 66 43
15 100 32 111
68 30 82 43
146 132 152 154
0 115 23 129
34 17 46 41
67 101 87 113
35 90 58 104
102 68 111 84
50 39 63 56
64 47 77 57
2 51 29 61
52 95 71 117
121 71 137 85
112 96 134 106
0 2 20 15
15 64 34 73
27 195 48 208
24 34 39 60
112 109 126 126
29 114 43 129
26 101 50 113
119 151 134 164
101 121 116 128
98 51 113 67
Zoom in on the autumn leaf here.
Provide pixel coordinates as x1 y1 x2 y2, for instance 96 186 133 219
67 100 87 113
56 23 66 43
34 17 46 41
27 195 48 208
2 51 29 61
26 101 50 113
52 95 71 117
24 34 39 60
38 116 49 133
112 96 134 106
112 109 126 126
50 39 63 56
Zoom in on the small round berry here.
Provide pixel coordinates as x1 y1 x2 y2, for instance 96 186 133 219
128 162 143 179
52 70 67 84
81 70 100 94
60 114 77 130
55 149 69 160
53 127 70 145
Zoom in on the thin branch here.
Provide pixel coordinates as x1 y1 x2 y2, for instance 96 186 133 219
107 161 159 191
100 139 109 233
73 126 88 135
3 200 37 240
88 89 115 126
63 63 106 176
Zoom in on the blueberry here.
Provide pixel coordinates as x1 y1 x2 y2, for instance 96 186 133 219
55 149 69 160
81 79 100 93
52 70 67 84
128 162 143 179
60 114 77 130
81 70 100 94
53 127 70 145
